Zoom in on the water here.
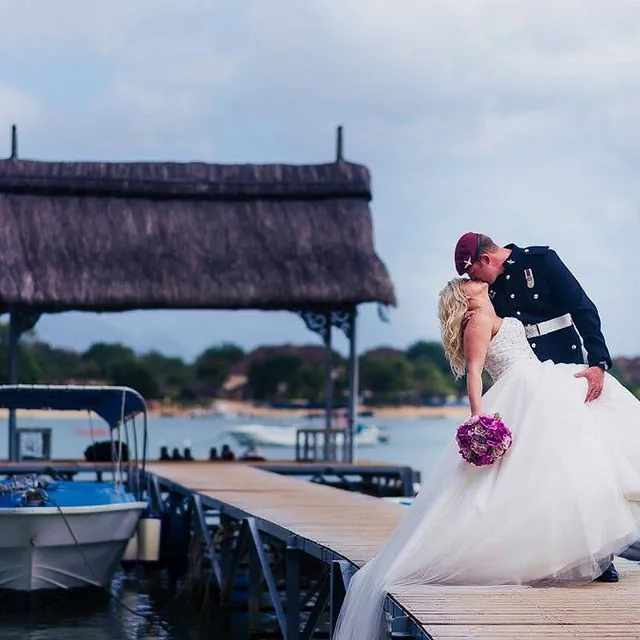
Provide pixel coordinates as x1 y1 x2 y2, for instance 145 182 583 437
0 412 460 639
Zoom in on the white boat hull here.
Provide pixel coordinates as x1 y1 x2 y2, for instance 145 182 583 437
0 502 147 591
225 423 386 448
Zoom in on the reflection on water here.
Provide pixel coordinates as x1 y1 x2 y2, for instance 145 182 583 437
0 569 248 640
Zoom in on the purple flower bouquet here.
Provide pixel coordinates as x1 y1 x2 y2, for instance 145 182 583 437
456 413 513 467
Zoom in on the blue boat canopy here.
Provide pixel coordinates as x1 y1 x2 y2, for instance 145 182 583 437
0 384 147 428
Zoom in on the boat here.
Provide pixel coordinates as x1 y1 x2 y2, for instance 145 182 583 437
224 422 388 448
0 384 148 592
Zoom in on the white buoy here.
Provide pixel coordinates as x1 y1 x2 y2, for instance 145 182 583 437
137 517 161 562
122 530 139 562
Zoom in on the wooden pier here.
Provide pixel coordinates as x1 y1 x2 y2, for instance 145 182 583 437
147 461 640 640
0 458 418 498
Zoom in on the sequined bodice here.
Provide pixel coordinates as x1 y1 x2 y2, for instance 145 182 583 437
485 317 539 381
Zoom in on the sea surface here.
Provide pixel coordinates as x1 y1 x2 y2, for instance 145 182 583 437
0 413 459 639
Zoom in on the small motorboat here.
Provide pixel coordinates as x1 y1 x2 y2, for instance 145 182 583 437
0 384 148 592
224 422 388 448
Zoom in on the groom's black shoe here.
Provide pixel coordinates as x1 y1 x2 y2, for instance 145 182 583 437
595 563 619 583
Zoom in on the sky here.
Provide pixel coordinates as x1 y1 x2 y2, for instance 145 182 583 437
1 0 640 361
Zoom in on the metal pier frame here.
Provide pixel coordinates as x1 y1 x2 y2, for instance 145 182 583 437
255 462 417 498
384 597 433 640
147 471 428 640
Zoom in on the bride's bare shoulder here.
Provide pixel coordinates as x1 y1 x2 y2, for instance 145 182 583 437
465 310 493 330
464 311 494 341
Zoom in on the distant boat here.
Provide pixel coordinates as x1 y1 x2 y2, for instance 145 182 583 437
189 401 238 419
223 422 388 448
0 384 148 592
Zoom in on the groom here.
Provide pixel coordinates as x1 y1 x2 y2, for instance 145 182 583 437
454 232 619 583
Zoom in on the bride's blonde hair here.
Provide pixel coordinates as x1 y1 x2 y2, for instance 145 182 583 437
437 278 469 379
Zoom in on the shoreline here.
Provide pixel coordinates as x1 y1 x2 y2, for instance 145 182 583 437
0 402 469 421
203 401 469 421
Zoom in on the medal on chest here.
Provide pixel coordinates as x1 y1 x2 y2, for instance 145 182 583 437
524 268 535 289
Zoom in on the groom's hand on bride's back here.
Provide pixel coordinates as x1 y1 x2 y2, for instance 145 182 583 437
574 366 605 403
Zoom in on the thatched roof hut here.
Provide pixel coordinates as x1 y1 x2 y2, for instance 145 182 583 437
0 158 396 315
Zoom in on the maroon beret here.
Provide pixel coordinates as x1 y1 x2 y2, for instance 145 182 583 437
454 232 480 275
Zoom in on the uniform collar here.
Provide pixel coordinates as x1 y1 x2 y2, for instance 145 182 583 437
502 243 522 271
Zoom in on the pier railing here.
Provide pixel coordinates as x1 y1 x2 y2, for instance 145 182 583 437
295 427 350 462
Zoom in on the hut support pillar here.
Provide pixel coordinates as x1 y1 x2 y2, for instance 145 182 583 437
8 307 19 462
346 307 358 464
323 313 334 460
5 306 41 462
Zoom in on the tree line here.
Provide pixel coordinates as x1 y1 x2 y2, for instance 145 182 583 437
1 324 638 405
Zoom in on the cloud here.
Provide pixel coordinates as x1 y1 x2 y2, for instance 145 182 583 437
2 0 640 356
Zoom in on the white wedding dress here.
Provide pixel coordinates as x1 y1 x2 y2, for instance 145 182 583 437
333 316 640 640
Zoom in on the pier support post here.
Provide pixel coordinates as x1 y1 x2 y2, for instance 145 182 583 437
401 467 415 498
147 474 165 514
300 568 330 640
190 493 221 589
219 513 234 581
221 519 249 602
286 537 301 640
330 560 351 636
248 537 261 632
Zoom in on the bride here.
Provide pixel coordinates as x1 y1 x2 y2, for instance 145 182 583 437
332 276 640 640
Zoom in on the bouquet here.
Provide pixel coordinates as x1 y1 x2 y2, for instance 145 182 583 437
456 413 513 467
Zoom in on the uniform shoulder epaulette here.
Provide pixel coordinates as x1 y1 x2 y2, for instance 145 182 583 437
523 245 550 255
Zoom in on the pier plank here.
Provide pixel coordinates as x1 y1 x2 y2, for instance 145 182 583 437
149 462 640 639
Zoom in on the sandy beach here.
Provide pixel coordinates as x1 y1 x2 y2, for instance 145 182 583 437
0 401 469 421
205 401 469 421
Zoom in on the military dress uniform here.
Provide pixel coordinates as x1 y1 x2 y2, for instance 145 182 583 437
453 233 612 370
489 244 612 370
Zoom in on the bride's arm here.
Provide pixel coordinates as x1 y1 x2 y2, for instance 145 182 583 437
463 315 493 415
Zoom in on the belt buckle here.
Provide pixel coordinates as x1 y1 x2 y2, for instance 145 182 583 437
526 323 540 338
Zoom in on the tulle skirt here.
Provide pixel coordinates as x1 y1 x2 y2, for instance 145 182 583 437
333 359 640 639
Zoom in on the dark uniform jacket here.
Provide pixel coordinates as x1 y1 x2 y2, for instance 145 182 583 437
490 244 611 369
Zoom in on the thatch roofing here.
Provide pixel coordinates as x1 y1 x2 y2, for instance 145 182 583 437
0 158 396 314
